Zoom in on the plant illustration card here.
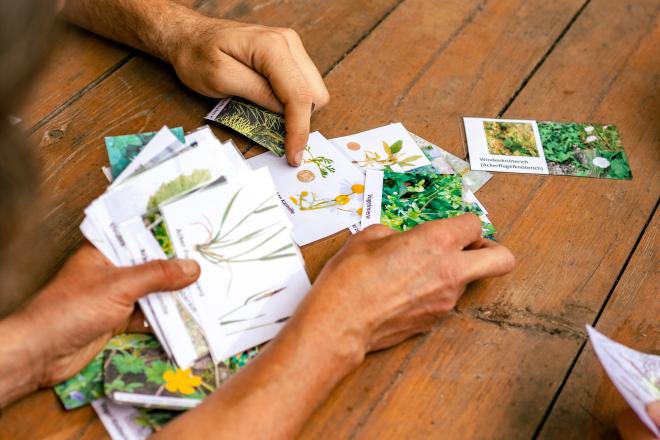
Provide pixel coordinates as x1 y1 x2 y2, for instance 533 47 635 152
207 97 285 157
247 131 366 246
410 132 492 193
103 334 259 410
160 167 309 362
587 326 660 437
92 398 155 440
105 127 185 179
330 123 431 172
463 117 632 179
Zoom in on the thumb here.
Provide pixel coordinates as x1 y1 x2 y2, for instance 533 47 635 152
114 259 200 303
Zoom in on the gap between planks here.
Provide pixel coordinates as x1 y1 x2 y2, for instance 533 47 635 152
530 198 660 439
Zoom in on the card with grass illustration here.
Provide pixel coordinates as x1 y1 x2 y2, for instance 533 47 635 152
54 334 162 410
160 167 311 362
105 127 185 179
207 97 285 156
463 117 631 179
330 123 431 172
247 131 365 246
103 334 259 410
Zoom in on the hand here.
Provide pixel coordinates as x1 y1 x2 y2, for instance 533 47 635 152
618 401 660 440
15 243 200 387
293 214 515 361
167 15 330 166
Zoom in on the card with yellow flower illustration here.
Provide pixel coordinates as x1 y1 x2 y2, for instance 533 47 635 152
248 131 366 246
329 123 431 172
104 334 260 410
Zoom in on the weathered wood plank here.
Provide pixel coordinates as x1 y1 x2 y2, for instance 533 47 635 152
331 0 659 438
537 209 659 439
16 22 129 130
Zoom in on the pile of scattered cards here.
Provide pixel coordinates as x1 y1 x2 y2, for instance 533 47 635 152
52 96 634 439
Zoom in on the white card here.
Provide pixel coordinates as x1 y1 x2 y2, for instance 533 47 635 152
92 398 152 440
160 168 309 362
331 123 431 172
360 169 384 229
463 117 548 174
587 325 660 437
248 131 365 246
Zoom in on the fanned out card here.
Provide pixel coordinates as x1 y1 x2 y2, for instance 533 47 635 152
160 167 311 363
587 326 660 437
54 334 161 410
248 131 365 246
103 334 258 410
462 117 632 179
207 97 286 156
330 123 431 172
360 168 495 238
410 132 492 193
105 128 185 179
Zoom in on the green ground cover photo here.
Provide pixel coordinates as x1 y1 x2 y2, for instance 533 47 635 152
483 121 539 157
538 121 631 179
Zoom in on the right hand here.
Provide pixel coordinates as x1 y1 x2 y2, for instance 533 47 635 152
295 214 516 361
168 14 330 166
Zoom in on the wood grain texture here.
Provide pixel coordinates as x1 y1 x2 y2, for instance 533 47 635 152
329 0 659 438
537 210 659 439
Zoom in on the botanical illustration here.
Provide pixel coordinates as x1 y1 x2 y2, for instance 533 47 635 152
538 121 631 179
483 121 539 157
193 186 297 295
302 145 335 178
104 335 259 406
54 334 160 410
134 407 180 432
213 98 285 157
381 171 463 231
289 183 364 213
105 127 184 178
352 140 423 169
146 169 213 210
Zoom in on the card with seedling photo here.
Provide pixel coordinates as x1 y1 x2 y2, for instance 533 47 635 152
463 117 632 179
103 334 259 410
248 131 366 246
207 97 286 157
330 123 431 172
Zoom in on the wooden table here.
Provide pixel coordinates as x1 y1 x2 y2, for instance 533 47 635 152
2 0 658 438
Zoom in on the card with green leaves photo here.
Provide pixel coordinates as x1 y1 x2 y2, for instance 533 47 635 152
463 117 632 179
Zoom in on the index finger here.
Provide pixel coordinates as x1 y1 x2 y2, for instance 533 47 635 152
457 242 516 283
410 214 484 249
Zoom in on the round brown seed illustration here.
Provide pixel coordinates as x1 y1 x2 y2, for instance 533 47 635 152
297 170 315 182
347 142 361 151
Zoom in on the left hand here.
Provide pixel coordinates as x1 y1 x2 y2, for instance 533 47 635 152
15 243 200 387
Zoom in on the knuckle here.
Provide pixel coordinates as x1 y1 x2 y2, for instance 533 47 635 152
278 27 301 42
315 88 330 107
151 259 178 282
437 264 464 294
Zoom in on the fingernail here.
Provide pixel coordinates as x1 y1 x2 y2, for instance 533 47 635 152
178 259 199 278
294 150 304 166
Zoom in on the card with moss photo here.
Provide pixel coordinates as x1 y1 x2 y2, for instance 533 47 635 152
207 97 285 156
105 127 185 179
104 334 259 410
538 121 631 179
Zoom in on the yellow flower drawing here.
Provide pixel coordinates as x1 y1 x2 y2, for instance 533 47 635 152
357 207 363 216
351 184 365 194
335 195 350 205
163 368 202 395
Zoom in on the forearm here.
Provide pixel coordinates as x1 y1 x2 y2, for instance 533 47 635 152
61 0 200 63
0 311 45 408
156 294 364 438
